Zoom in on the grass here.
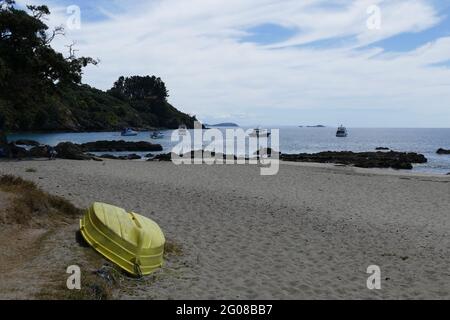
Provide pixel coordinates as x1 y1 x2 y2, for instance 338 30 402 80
37 267 114 300
164 239 183 257
0 174 83 225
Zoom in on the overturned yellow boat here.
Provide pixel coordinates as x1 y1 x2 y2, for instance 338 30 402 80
80 202 165 276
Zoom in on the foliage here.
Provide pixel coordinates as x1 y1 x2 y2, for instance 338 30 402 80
0 1 197 132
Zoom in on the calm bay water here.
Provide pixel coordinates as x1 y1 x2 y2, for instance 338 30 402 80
8 127 450 174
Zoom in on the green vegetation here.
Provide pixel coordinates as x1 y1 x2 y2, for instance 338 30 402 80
0 1 197 133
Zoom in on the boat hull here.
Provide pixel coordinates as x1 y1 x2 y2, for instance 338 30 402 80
80 202 165 276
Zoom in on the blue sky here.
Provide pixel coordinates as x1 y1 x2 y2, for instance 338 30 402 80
15 0 450 127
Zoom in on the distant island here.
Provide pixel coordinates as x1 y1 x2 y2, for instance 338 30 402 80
299 125 326 128
205 123 239 127
0 3 197 132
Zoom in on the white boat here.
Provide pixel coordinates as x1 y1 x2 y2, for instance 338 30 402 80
336 125 348 137
121 128 138 136
249 128 271 138
178 124 188 136
150 131 165 139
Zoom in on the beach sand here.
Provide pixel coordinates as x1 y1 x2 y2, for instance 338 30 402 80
0 159 449 299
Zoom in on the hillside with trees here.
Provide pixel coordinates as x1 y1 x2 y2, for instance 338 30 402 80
0 0 197 132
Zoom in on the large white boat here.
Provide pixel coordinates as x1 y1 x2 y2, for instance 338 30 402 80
336 125 348 137
121 128 138 136
249 128 271 138
178 124 188 136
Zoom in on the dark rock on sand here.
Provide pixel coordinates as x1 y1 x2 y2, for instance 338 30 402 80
55 142 93 160
100 154 119 160
14 139 41 147
376 147 390 151
255 148 280 157
280 151 427 170
150 151 238 162
437 148 450 155
150 153 173 161
29 146 49 158
81 140 163 153
100 153 142 160
123 154 142 160
8 143 29 158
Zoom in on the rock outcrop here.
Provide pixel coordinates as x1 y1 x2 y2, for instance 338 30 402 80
436 148 450 155
280 151 427 170
81 140 163 153
14 140 41 147
55 142 93 160
99 154 142 160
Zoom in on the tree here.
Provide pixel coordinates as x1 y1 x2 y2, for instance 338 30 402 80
0 1 97 99
108 75 169 101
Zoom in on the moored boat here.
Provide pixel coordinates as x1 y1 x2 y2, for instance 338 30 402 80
121 128 138 136
336 125 348 137
178 124 188 136
80 202 165 276
150 131 165 139
249 128 271 138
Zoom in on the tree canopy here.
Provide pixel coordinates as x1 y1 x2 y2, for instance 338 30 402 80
0 1 196 132
0 0 97 100
109 75 169 101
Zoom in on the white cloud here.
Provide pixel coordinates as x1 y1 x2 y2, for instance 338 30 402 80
15 0 450 127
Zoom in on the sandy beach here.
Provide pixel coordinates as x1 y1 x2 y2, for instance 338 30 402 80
0 159 449 299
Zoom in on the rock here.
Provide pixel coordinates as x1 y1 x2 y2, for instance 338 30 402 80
254 148 280 157
150 153 174 162
14 139 41 147
437 148 450 155
99 154 118 160
125 154 142 160
149 151 238 162
55 142 92 160
280 151 427 170
100 153 141 160
81 140 163 152
29 146 49 158
8 143 29 158
376 147 390 151
145 153 154 158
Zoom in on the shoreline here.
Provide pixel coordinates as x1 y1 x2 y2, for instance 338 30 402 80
0 159 449 299
2 158 448 177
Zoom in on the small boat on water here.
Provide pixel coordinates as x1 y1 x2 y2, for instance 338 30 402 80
178 124 188 136
249 128 271 138
121 128 138 136
336 125 348 137
150 131 165 139
80 202 165 276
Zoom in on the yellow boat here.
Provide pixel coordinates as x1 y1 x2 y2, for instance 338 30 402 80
80 202 165 276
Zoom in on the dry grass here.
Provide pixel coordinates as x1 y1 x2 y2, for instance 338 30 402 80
0 175 83 226
164 239 183 257
37 269 114 300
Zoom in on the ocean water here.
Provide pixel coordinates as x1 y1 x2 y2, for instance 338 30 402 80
8 127 450 175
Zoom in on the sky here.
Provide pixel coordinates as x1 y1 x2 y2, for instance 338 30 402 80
14 0 450 127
